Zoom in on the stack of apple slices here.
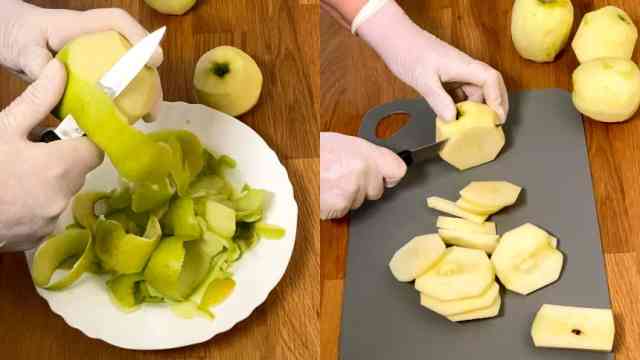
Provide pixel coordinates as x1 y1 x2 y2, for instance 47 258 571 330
428 181 521 253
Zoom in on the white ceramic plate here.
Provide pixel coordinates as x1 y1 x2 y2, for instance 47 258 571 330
24 102 298 350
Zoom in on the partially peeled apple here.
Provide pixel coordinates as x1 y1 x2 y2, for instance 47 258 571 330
511 0 574 62
54 31 170 182
194 46 263 117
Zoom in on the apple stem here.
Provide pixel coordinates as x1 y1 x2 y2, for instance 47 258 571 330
456 110 463 120
571 329 582 336
211 62 230 78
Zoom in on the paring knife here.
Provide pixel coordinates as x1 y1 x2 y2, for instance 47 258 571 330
396 139 446 167
38 26 167 143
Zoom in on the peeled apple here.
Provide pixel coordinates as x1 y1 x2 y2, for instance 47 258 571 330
572 6 638 63
436 101 505 170
572 58 640 123
511 0 574 62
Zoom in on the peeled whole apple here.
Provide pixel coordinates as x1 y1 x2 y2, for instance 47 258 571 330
572 6 638 63
572 58 640 122
55 31 161 124
511 0 574 62
144 0 197 15
194 46 263 117
436 101 505 171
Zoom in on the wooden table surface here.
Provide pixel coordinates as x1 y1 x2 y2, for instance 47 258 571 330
0 1 319 359
321 1 640 359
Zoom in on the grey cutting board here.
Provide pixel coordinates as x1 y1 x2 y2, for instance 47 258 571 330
340 89 613 360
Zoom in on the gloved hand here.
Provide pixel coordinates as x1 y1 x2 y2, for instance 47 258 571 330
355 1 509 123
320 132 407 220
0 60 104 252
0 0 164 121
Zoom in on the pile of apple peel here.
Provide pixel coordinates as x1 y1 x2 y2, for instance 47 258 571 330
30 129 285 319
389 181 615 352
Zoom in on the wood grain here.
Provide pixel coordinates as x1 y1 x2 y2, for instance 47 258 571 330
321 1 640 359
0 0 319 359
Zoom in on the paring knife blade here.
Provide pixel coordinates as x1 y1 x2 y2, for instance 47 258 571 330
396 139 447 167
42 26 167 142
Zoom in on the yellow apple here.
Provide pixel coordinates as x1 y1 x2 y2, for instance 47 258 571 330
436 101 505 171
144 0 197 15
194 46 263 117
511 0 574 62
572 58 640 122
572 6 638 63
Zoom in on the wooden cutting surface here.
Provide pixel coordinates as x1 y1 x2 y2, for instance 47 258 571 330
0 1 319 359
321 1 640 359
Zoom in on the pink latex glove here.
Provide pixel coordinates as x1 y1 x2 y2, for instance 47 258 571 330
0 60 104 252
356 1 509 123
0 1 164 121
321 132 407 220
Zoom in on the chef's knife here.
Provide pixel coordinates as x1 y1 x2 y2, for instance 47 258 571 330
38 26 167 142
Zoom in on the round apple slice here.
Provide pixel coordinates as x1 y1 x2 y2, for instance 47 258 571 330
420 282 500 316
459 181 522 208
491 223 564 295
388 234 446 282
415 246 494 301
447 294 501 322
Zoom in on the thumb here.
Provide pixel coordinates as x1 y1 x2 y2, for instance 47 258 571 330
52 137 104 176
0 59 66 137
371 144 407 188
419 76 457 122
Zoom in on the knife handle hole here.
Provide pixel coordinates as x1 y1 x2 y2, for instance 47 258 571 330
375 112 410 139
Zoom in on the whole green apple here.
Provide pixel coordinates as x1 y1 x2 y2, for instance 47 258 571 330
511 0 574 62
194 46 263 117
144 0 197 15
572 58 640 122
572 6 638 63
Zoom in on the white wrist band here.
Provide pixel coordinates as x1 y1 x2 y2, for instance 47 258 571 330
351 0 391 34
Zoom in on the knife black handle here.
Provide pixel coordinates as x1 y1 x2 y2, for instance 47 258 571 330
38 128 61 143
396 150 414 167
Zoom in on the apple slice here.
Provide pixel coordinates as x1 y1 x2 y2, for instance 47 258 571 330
491 223 564 295
459 181 522 208
436 216 496 235
427 197 487 224
447 295 501 322
548 236 558 248
531 304 615 352
415 246 494 301
456 198 503 215
438 229 499 254
388 234 446 282
420 282 500 316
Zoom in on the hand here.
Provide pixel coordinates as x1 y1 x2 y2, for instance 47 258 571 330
320 132 407 220
356 1 509 123
0 60 104 252
0 1 164 121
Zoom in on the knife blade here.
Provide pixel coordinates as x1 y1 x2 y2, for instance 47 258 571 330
396 139 447 167
40 26 167 142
